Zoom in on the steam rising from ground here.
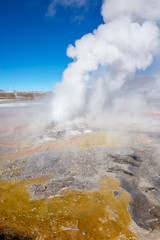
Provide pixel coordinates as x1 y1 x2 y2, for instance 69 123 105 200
0 97 53 142
52 0 160 128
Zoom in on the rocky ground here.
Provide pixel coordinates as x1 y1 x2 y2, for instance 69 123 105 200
0 103 160 239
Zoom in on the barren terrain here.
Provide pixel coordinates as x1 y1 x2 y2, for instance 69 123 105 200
0 94 160 239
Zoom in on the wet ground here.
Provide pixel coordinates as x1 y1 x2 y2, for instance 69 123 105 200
0 102 160 239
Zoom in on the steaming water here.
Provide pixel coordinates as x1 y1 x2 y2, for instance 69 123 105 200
52 0 160 128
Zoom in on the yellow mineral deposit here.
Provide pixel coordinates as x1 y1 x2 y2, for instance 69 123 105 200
66 130 152 150
0 176 138 239
67 131 131 149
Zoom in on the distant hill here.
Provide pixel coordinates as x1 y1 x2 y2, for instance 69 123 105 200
0 91 53 101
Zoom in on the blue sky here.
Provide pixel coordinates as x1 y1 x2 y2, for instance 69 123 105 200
0 0 103 91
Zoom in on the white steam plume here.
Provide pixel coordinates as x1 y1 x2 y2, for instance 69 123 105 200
52 0 160 123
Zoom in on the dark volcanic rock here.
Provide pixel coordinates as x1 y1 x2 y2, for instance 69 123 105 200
121 180 158 230
0 225 34 240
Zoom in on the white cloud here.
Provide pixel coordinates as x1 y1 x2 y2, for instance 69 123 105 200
101 0 160 23
46 0 87 17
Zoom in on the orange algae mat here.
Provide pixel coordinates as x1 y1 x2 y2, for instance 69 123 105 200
0 132 130 161
0 176 138 239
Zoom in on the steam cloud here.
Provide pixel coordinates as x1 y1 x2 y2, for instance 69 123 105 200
52 0 160 125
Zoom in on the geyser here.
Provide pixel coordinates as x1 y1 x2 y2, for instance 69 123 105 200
52 0 160 123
